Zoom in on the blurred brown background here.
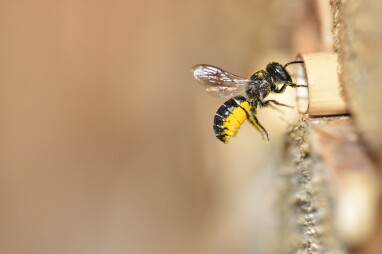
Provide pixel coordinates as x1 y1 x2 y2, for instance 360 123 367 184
0 1 317 254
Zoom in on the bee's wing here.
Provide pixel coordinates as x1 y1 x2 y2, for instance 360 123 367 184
192 64 250 98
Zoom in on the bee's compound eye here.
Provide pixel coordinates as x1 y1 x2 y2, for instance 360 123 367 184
266 62 292 83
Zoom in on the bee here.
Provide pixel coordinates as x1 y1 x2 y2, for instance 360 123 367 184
192 61 306 143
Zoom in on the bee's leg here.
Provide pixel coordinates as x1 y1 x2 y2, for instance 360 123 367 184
260 99 293 109
273 82 307 93
246 107 269 141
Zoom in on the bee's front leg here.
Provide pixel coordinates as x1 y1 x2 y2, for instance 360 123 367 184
259 100 293 109
273 82 307 93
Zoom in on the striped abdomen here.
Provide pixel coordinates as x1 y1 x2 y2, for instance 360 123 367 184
213 96 252 143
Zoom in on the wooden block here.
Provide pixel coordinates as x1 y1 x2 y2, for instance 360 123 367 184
279 116 379 252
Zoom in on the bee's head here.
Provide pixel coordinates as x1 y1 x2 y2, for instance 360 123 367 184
266 62 292 83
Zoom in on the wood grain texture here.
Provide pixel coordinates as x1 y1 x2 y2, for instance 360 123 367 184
280 116 378 254
332 0 382 162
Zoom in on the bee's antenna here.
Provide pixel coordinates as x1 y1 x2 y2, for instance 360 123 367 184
284 61 304 68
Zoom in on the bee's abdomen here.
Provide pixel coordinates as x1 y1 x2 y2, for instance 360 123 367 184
213 96 251 143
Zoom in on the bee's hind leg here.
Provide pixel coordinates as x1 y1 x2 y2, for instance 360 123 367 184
245 107 269 141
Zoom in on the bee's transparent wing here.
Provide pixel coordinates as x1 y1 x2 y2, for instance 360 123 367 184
192 64 250 98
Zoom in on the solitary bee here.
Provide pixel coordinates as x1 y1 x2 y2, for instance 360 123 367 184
192 61 306 143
